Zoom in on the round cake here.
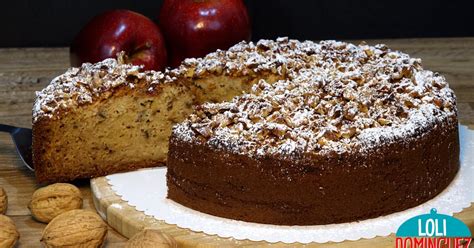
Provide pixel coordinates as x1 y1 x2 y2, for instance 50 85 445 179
167 38 459 225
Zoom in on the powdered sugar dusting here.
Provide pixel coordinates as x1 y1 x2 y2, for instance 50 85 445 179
34 38 457 157
33 57 147 122
173 39 457 157
34 38 309 121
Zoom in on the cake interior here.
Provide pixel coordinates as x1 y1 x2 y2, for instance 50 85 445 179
35 74 281 181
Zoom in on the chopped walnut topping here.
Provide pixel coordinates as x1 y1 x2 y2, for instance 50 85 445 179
33 56 146 122
174 39 457 158
35 38 457 158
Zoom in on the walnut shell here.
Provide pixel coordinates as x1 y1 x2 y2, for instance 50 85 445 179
125 229 177 248
0 214 20 248
29 183 83 223
41 209 107 248
0 187 7 214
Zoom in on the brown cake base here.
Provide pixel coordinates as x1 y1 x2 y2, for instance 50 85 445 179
167 117 459 225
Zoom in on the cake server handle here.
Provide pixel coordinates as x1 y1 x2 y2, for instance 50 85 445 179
0 123 34 171
0 123 15 133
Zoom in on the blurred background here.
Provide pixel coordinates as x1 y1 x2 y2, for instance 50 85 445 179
2 0 473 47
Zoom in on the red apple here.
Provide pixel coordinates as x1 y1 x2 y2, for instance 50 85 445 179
159 0 251 67
70 10 167 71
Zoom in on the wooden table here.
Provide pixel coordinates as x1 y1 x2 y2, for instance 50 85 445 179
0 38 473 247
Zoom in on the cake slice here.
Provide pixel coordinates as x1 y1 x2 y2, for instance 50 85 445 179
33 59 189 182
32 42 287 183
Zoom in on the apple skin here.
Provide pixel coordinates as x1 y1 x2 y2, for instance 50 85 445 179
159 0 251 67
70 10 167 71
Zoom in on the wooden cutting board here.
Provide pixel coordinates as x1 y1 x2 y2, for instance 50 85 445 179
90 176 474 247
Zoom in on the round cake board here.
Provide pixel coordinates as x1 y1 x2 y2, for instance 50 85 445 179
91 176 473 247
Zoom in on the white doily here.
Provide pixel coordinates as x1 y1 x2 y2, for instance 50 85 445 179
106 125 474 243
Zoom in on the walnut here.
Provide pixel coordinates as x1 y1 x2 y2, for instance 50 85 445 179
341 127 357 139
433 98 443 108
125 229 177 248
404 100 416 108
116 51 127 64
191 123 213 138
29 183 83 223
283 116 296 128
343 107 357 121
432 78 447 88
443 101 454 110
214 115 232 127
409 90 421 98
352 75 366 85
326 130 341 141
328 105 342 119
358 103 369 113
0 215 19 248
387 52 400 59
41 210 107 248
317 137 328 146
269 125 287 138
315 104 326 115
184 67 195 78
343 88 356 101
377 118 391 126
305 95 320 108
364 48 374 57
0 187 7 214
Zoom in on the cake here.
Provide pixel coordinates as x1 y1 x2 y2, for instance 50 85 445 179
166 39 459 225
33 38 459 225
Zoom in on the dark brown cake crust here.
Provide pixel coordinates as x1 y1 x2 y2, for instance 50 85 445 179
167 116 459 225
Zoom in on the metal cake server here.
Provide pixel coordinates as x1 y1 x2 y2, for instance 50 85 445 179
0 124 34 171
